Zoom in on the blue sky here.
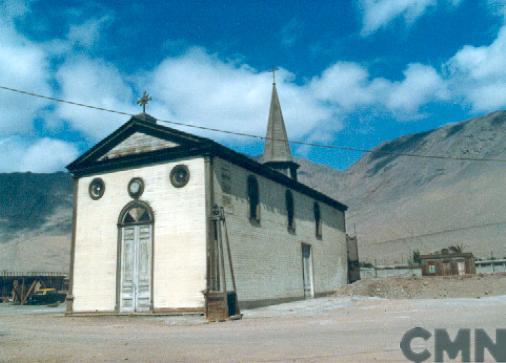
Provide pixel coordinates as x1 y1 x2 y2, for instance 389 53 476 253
0 0 505 172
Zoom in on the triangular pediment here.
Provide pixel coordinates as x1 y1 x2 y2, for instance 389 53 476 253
98 132 180 161
67 114 215 172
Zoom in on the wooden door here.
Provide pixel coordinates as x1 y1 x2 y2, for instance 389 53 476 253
457 261 465 276
120 226 136 312
120 225 152 312
302 244 314 298
136 225 152 311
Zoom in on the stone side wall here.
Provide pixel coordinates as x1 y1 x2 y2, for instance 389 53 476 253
72 157 207 312
213 157 347 306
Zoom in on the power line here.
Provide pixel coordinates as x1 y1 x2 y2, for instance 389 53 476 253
2 84 506 163
0 85 132 117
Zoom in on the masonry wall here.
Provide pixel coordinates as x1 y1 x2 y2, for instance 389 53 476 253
212 157 347 307
72 157 207 313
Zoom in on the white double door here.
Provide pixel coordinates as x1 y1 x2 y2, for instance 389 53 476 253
120 225 152 312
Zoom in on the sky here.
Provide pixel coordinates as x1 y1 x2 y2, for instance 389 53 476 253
0 0 506 172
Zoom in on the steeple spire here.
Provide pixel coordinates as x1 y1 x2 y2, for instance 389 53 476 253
263 82 293 163
262 72 299 180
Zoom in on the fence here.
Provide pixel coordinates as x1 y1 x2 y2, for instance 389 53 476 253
475 259 506 274
361 265 421 279
360 259 506 279
1 272 66 277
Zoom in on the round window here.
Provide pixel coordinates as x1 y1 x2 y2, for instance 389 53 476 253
89 178 105 200
170 165 190 188
128 177 144 199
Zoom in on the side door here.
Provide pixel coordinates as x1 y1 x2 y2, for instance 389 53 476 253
301 244 314 298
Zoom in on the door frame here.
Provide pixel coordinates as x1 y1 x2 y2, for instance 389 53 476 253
116 200 155 313
301 243 315 298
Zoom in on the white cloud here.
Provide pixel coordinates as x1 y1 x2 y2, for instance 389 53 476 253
54 57 137 140
67 16 111 49
37 14 114 60
0 137 79 172
446 25 506 111
147 48 337 141
385 63 448 117
310 62 378 110
309 61 447 119
0 11 51 135
50 49 446 147
359 0 462 36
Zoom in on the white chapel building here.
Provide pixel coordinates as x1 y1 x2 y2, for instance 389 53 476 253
65 81 349 317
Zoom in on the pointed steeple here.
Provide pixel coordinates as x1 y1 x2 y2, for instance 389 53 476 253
263 82 293 163
262 74 299 180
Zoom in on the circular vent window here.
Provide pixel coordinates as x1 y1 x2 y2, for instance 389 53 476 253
128 177 144 199
89 178 105 200
170 165 190 188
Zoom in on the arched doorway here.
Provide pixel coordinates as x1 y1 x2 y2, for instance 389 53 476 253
118 201 154 313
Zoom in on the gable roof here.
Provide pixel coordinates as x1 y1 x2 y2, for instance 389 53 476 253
66 114 347 211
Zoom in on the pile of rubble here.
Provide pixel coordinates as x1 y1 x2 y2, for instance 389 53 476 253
336 273 506 299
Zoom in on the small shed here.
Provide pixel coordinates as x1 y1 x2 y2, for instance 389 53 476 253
420 250 475 276
1 272 67 304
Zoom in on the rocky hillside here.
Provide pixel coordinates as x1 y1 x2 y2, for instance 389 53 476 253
1 110 506 272
299 110 506 264
0 172 72 272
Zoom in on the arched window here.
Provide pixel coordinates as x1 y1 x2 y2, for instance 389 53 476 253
314 202 322 239
118 201 154 226
285 190 295 232
247 175 260 222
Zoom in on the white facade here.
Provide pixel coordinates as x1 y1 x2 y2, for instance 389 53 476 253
72 158 207 313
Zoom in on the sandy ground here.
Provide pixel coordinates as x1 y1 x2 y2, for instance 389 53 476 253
0 294 505 362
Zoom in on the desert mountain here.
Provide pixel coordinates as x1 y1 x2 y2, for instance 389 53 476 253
1 110 506 272
298 110 506 264
0 172 72 272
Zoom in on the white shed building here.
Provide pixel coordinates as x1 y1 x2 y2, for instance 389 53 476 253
65 82 348 317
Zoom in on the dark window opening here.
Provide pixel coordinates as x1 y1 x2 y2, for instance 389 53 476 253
128 177 144 199
119 202 154 226
285 190 295 233
314 202 322 239
89 178 105 200
213 220 219 240
170 164 190 188
247 175 260 222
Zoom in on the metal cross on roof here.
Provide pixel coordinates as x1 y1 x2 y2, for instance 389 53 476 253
271 66 279 84
137 91 152 113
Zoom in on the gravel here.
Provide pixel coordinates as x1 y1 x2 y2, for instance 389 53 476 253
1 291 505 362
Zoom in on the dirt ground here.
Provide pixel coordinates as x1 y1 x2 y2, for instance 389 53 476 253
1 288 505 362
336 273 506 299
